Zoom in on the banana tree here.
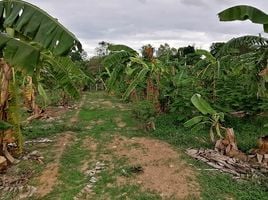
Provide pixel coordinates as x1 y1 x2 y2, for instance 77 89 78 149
194 49 220 101
0 0 82 158
122 57 166 105
184 94 225 143
102 44 138 93
219 7 268 110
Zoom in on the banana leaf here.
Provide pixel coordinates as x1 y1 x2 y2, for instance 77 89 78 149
191 94 216 115
184 116 209 128
0 0 81 55
108 44 138 55
0 33 39 75
218 5 268 33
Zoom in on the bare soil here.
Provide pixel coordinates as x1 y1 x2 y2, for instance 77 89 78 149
70 94 86 123
35 132 75 197
109 136 200 199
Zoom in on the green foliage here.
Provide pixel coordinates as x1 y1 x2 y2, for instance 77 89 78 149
216 35 268 58
185 94 225 142
123 67 149 100
132 100 156 122
102 46 135 92
0 33 40 75
190 94 216 115
43 56 89 99
0 120 12 131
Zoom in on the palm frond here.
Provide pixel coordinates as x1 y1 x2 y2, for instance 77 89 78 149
37 83 49 107
42 56 88 98
129 57 150 69
106 64 123 91
217 35 268 57
102 51 131 68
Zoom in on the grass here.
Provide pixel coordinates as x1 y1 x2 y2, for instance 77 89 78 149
43 139 90 200
23 118 82 140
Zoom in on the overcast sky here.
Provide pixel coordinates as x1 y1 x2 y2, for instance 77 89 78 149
27 0 268 57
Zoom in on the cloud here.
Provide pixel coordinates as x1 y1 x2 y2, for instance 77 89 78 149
26 0 268 56
180 0 207 8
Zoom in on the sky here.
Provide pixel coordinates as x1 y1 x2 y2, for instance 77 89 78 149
27 0 268 57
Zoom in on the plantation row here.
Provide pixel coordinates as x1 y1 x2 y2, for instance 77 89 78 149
0 0 267 173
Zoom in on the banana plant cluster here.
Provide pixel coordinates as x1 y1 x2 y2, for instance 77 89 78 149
0 0 87 157
103 44 169 112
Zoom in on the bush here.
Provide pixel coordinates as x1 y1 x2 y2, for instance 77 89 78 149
132 100 156 122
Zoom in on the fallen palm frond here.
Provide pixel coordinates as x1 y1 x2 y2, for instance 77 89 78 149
187 129 268 179
186 148 268 178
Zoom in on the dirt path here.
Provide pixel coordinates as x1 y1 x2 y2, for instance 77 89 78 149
35 95 87 197
70 94 86 123
110 136 200 199
35 132 75 197
1 92 200 200
73 93 200 199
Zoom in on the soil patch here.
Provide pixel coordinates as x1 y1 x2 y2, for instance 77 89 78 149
101 100 113 107
35 132 75 198
70 94 86 123
43 106 69 119
80 137 98 172
110 136 200 199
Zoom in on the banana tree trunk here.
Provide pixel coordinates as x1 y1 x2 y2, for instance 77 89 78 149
0 58 12 121
24 76 41 116
0 59 15 162
146 77 161 112
146 77 154 101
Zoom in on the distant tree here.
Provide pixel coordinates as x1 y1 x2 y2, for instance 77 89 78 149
156 43 177 61
156 43 171 57
141 44 155 61
95 41 110 56
178 45 195 57
69 49 88 62
177 45 201 66
86 56 104 75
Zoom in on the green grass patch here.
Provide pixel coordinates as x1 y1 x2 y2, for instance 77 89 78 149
23 119 82 140
43 139 90 200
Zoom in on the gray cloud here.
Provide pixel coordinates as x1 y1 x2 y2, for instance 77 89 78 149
26 0 268 56
181 0 208 8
